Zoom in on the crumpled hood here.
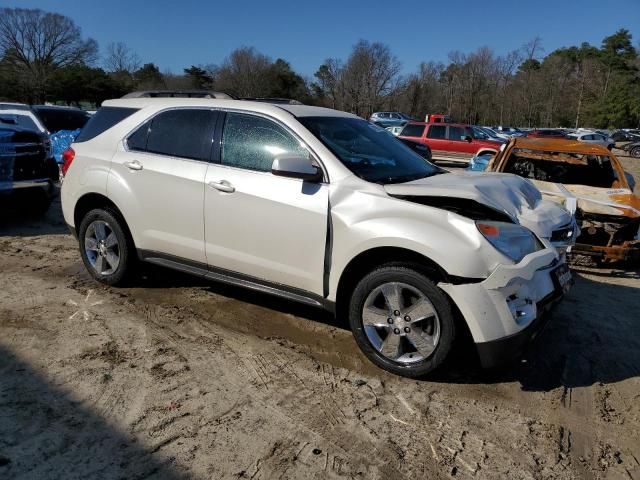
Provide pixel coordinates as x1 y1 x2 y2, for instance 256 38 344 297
530 180 640 218
384 171 574 238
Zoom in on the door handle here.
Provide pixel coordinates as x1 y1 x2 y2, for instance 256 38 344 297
208 180 235 193
124 160 143 171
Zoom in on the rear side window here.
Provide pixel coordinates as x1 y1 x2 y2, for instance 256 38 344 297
222 112 308 172
144 109 217 161
400 124 425 137
0 114 38 131
33 108 90 132
448 126 465 140
427 125 446 139
75 107 138 142
126 120 150 151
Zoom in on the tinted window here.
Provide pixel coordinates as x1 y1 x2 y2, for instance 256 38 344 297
427 125 446 139
448 126 465 140
472 126 488 139
145 109 216 161
76 107 138 142
126 120 150 151
0 114 38 131
299 116 443 184
32 107 90 132
400 124 425 137
222 113 308 172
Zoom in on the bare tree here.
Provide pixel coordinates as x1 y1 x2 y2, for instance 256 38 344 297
0 7 98 101
104 42 141 73
341 40 402 116
212 47 272 97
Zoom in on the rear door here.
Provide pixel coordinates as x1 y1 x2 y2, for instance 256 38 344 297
447 125 476 159
109 108 217 263
203 111 329 295
424 124 448 160
399 123 426 142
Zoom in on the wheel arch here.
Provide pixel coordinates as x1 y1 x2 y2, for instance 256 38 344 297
335 246 449 320
73 193 136 248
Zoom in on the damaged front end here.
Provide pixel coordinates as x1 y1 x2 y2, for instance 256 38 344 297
573 212 640 263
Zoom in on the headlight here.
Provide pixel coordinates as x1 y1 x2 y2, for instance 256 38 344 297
476 221 541 263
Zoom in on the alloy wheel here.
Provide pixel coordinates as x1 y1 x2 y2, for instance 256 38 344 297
84 220 120 275
361 282 440 364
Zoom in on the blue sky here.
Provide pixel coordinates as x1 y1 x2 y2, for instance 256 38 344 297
3 0 639 77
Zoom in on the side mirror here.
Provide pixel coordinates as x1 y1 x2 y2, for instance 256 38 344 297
463 135 473 143
272 155 323 182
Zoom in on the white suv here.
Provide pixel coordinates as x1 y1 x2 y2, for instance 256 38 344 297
61 98 574 378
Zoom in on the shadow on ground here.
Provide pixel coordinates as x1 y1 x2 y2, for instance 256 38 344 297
0 343 187 479
0 197 68 237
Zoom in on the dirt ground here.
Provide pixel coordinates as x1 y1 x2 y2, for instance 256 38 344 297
1 153 639 480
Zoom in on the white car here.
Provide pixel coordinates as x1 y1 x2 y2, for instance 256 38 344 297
568 132 615 150
386 125 404 136
61 98 574 378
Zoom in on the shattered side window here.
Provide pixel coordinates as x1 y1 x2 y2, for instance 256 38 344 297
503 149 616 188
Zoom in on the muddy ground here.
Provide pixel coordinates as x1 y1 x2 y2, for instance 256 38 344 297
1 154 639 480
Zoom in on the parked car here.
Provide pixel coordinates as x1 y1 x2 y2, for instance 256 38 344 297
526 129 567 139
398 122 501 165
62 98 573 378
481 126 511 141
386 125 404 136
0 124 59 215
369 112 413 128
494 126 525 138
424 113 451 123
471 126 507 144
484 137 640 264
612 130 640 143
31 105 91 133
622 141 640 158
567 132 614 150
0 103 47 134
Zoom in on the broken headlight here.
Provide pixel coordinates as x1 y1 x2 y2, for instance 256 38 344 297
476 221 541 263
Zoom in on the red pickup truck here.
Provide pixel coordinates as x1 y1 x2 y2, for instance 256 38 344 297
399 122 501 165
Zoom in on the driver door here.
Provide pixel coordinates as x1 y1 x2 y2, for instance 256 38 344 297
203 112 329 295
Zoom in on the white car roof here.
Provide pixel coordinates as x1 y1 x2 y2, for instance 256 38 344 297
102 98 358 119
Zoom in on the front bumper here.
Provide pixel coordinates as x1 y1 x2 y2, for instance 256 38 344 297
439 248 570 368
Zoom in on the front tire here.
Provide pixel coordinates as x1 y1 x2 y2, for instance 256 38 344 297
630 146 640 158
348 265 456 378
78 208 134 286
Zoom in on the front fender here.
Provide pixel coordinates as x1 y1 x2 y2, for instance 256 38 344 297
327 187 507 301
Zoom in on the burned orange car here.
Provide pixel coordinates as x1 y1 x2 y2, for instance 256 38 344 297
484 138 640 264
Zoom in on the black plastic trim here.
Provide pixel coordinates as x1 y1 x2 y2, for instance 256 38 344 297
138 249 330 310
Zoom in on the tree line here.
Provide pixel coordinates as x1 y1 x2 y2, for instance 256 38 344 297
1 7 638 128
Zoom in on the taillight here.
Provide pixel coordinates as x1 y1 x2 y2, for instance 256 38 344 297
61 148 75 176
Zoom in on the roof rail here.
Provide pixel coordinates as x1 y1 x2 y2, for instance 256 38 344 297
122 90 235 99
240 97 304 105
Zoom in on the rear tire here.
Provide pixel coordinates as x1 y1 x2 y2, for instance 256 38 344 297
78 208 135 286
348 264 456 378
630 146 640 158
